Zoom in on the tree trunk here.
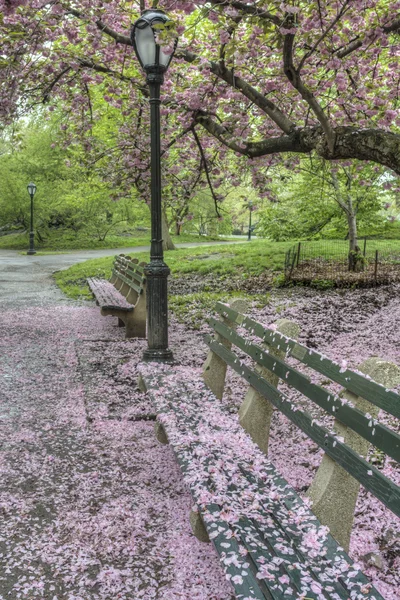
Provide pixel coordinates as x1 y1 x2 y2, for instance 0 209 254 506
175 221 181 236
347 209 363 272
162 207 176 251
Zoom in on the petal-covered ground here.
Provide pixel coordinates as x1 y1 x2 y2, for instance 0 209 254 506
0 307 233 599
0 281 399 599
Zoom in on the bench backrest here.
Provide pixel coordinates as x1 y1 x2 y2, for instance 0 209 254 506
205 301 400 524
112 255 146 296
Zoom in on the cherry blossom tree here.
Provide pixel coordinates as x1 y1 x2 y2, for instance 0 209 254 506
1 0 399 218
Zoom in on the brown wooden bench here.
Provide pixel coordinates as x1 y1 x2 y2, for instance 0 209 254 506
88 255 146 338
138 299 400 600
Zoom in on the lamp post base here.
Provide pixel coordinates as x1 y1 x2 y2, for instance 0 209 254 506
142 347 174 363
143 260 173 363
28 231 36 255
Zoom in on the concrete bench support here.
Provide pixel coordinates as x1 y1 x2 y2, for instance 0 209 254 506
238 319 300 455
202 298 249 399
307 356 400 551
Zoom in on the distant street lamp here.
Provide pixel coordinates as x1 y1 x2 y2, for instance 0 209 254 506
247 201 253 241
27 182 37 255
131 9 178 362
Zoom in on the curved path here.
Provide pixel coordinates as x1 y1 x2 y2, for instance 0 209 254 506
0 241 239 308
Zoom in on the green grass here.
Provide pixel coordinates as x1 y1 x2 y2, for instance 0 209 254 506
0 229 226 251
54 240 293 300
54 237 400 321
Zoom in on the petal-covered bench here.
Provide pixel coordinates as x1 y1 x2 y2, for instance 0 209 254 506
138 299 400 600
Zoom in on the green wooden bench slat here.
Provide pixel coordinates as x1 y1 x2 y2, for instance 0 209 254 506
241 468 379 598
126 266 145 280
162 437 270 598
235 521 304 600
204 509 271 600
205 336 400 518
237 517 343 600
167 422 333 600
117 273 143 294
214 302 400 419
209 318 400 463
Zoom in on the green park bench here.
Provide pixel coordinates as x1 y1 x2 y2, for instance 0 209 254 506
138 300 400 600
88 255 147 338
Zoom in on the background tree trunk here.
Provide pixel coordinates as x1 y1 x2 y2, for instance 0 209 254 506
347 209 363 272
162 207 176 251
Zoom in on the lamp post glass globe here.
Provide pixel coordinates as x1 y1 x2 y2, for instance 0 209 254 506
131 10 177 362
27 182 37 197
131 9 177 77
27 182 37 255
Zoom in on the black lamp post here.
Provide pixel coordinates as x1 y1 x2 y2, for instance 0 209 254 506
27 182 37 255
131 9 178 362
247 201 253 241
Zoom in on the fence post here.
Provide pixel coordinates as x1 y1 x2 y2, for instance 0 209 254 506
289 247 297 278
296 242 301 267
374 249 378 283
363 237 367 257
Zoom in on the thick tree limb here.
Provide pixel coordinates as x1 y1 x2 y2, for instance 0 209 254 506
195 111 309 156
196 114 400 175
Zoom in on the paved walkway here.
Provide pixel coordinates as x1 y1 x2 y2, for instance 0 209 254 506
0 242 237 309
0 246 233 599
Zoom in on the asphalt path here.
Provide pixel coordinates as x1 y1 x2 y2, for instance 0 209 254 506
0 241 239 308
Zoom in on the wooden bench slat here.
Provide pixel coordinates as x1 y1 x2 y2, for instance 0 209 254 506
205 336 400 518
214 302 400 419
241 469 377 597
209 318 400 463
170 406 376 600
125 267 146 282
87 278 134 311
117 273 143 294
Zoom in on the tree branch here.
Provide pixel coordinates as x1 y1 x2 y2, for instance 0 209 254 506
298 0 351 71
76 58 147 93
207 0 280 26
336 16 400 59
67 8 132 45
192 127 222 217
180 49 295 134
283 28 335 150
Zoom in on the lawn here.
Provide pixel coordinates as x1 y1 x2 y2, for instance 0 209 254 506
0 228 226 251
53 239 293 299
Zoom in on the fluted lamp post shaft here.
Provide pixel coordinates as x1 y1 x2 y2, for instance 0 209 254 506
27 182 37 256
131 10 178 362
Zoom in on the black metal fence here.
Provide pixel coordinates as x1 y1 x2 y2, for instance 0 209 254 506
284 238 400 286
